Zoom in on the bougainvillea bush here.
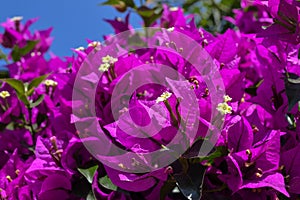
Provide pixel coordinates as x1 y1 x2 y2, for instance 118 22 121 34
0 0 299 199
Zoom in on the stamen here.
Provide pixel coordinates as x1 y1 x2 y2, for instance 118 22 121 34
50 136 58 151
6 175 12 182
15 169 20 176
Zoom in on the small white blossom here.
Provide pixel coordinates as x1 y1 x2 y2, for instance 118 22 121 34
156 91 172 103
169 7 179 11
75 46 85 51
99 55 118 72
31 52 41 57
88 41 101 50
10 16 23 21
223 95 232 102
0 91 10 99
167 27 175 32
102 55 117 64
44 79 58 87
98 63 110 72
217 102 232 115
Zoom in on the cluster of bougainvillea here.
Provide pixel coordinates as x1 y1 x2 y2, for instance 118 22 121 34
0 0 300 199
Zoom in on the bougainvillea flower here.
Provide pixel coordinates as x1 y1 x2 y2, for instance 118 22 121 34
220 131 289 197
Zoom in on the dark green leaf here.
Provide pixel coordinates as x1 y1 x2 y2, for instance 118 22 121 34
27 74 49 96
287 77 300 84
286 113 296 130
174 163 206 200
122 0 135 8
0 67 9 79
30 95 45 108
160 179 176 200
100 0 120 5
137 6 163 27
284 73 300 111
0 49 8 62
245 79 264 96
137 6 155 17
72 177 91 197
36 113 47 126
11 40 38 62
86 190 96 200
100 0 135 8
99 175 118 191
78 165 98 184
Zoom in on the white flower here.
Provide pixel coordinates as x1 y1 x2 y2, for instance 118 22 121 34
88 41 101 50
167 27 175 32
75 46 85 51
169 7 179 11
98 63 110 72
99 55 118 72
10 16 23 21
44 79 58 87
223 95 232 102
0 91 10 99
156 91 172 103
217 102 232 115
102 55 117 64
31 52 41 57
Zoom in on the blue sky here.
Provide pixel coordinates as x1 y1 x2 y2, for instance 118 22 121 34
0 0 141 57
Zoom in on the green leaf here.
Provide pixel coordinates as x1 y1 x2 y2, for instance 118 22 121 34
27 74 49 96
36 113 47 126
287 77 300 84
173 162 206 200
284 73 300 111
1 78 30 105
30 95 45 108
78 165 98 184
160 179 176 200
100 0 135 8
286 113 296 130
5 122 15 130
0 67 9 79
86 190 96 200
18 93 30 106
137 6 163 27
245 79 264 96
199 146 228 164
0 49 8 63
1 78 25 94
122 0 135 8
11 40 38 62
99 175 117 191
137 6 155 17
100 0 120 6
